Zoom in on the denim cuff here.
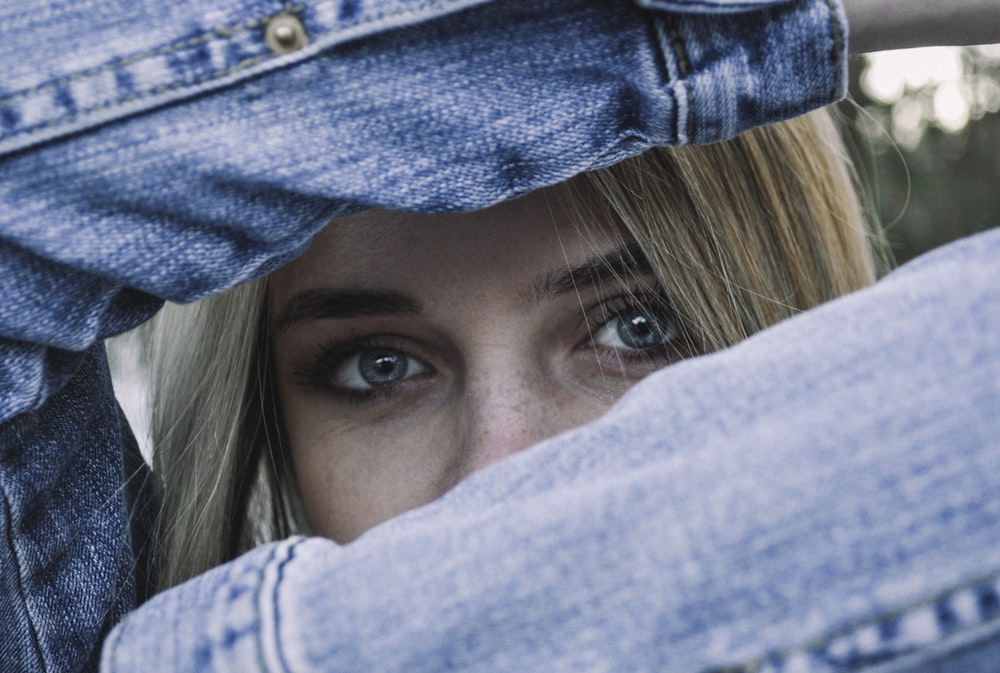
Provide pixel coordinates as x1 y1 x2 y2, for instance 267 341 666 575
650 0 847 144
0 0 845 156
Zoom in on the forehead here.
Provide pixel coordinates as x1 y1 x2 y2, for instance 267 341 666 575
272 185 626 296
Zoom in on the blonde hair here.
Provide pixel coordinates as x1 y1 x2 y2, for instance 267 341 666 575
149 109 881 590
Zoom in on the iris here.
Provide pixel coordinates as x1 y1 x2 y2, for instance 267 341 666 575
357 349 409 386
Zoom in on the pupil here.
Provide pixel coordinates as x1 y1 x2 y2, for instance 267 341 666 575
617 312 665 349
358 350 408 386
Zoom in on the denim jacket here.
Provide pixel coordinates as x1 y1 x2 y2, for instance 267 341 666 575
4 0 998 672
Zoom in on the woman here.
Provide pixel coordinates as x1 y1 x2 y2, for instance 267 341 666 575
3 0 997 668
149 108 881 590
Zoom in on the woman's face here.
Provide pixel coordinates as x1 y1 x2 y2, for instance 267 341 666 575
270 188 684 542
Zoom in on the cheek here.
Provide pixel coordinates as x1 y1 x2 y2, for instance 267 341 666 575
283 398 461 543
566 349 666 405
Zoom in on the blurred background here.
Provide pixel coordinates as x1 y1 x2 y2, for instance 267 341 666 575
843 44 1000 265
109 45 1000 456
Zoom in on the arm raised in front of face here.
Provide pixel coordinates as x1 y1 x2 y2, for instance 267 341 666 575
843 0 1000 53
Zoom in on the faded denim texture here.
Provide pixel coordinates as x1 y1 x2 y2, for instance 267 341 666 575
4 0 997 672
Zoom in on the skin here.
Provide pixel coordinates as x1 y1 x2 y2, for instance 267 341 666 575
269 187 685 543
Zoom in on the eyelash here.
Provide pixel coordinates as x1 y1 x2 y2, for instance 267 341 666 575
292 334 424 405
583 291 683 360
291 291 683 403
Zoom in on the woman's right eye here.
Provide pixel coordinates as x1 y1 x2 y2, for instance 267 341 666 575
331 348 428 391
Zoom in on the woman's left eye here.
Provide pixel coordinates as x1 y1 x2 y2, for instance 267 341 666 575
592 305 679 351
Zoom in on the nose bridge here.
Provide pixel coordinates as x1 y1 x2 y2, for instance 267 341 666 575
457 355 556 477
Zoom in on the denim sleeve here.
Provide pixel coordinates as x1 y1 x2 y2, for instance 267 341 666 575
0 2 850 672
101 228 1000 673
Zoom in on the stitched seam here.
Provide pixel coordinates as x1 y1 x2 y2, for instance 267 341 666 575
663 17 694 143
270 539 299 673
253 542 285 672
643 14 678 143
824 0 844 99
1 0 462 140
0 3 305 108
0 482 47 671
701 569 1000 673
257 538 302 673
17 52 275 136
645 0 780 10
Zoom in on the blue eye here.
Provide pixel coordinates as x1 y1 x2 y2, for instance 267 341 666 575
332 348 428 390
593 306 678 351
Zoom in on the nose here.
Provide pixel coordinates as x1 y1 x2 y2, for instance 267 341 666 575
454 367 571 480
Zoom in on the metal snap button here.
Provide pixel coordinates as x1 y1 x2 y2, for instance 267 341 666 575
265 13 309 54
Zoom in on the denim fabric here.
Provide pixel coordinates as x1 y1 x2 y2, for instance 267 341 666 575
0 0 876 672
101 227 1000 672
0 345 154 673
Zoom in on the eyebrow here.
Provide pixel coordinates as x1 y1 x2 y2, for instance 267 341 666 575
275 245 654 331
532 245 654 303
274 289 421 331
